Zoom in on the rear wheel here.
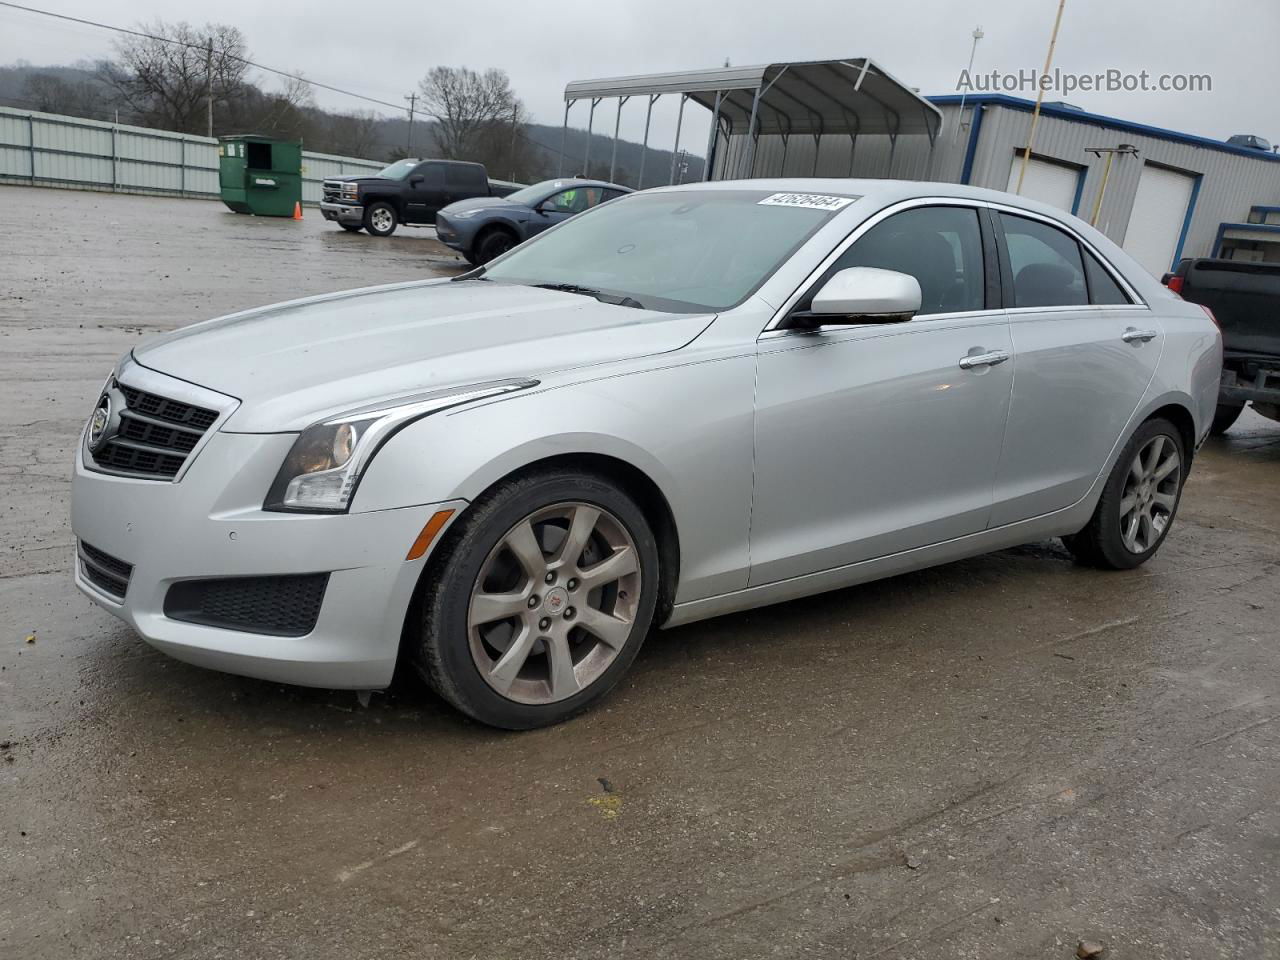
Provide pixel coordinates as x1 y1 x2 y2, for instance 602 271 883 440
1063 417 1186 570
414 470 659 729
1209 401 1245 436
363 201 398 237
474 228 517 265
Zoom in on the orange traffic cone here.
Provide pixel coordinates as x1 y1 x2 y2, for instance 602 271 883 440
292 201 303 220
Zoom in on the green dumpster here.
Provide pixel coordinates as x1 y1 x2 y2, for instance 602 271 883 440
217 135 303 217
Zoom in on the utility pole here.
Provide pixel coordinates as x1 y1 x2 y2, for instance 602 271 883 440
954 25 984 143
205 38 214 138
404 92 417 155
509 102 518 180
1014 0 1067 194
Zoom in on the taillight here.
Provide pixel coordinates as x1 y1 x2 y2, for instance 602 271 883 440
1199 303 1220 330
1165 274 1184 295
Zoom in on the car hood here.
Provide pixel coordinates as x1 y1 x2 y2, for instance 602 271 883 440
132 280 714 432
440 196 516 217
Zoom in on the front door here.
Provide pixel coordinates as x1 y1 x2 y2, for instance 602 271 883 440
405 162 445 223
750 203 1014 586
989 210 1162 525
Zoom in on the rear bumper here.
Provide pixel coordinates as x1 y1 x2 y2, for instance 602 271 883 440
71 421 463 689
320 201 364 225
1220 363 1280 404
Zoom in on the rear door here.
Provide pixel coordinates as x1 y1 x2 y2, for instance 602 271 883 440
989 209 1162 525
749 202 1015 585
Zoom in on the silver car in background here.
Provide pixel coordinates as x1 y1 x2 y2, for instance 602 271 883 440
71 179 1222 729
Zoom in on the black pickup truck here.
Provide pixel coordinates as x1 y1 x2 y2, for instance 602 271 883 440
319 158 519 237
1163 258 1280 434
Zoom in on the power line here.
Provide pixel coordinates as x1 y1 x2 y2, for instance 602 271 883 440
0 0 407 113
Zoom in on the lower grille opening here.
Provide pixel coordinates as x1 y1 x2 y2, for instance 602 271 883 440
163 574 329 637
79 541 133 601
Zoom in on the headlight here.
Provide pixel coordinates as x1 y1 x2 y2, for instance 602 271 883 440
340 183 359 200
449 208 484 219
264 379 538 513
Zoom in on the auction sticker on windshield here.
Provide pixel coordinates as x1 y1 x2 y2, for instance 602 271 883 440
757 193 857 211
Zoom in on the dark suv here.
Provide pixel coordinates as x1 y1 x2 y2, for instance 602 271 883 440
320 158 517 237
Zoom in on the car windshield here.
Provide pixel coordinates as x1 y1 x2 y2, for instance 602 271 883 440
503 179 576 206
480 189 857 313
375 159 419 180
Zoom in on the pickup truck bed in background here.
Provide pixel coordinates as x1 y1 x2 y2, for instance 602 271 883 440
1164 258 1280 434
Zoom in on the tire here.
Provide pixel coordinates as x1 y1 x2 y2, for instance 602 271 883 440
1063 417 1187 570
363 201 398 237
473 228 517 265
1209 401 1245 436
340 223 363 233
414 469 660 730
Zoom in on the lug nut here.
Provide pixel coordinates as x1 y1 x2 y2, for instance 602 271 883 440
566 578 578 591
564 607 576 620
527 596 539 608
539 617 551 630
544 572 556 584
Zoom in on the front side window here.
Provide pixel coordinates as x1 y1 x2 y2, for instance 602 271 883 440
481 189 855 313
825 205 986 315
1000 213 1088 308
413 163 445 188
544 187 604 214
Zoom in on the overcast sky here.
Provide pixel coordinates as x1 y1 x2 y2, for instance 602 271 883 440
3 0 1277 155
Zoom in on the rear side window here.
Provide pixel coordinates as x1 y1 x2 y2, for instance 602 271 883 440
829 205 986 315
1000 213 1088 307
446 164 487 192
1083 250 1132 304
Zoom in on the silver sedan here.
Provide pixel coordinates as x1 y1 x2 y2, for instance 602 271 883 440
71 179 1222 728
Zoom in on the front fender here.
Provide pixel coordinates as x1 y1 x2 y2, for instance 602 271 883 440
351 356 758 602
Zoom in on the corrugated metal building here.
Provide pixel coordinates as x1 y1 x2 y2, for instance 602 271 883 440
711 94 1280 276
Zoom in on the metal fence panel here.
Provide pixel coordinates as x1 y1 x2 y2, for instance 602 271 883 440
0 106 384 204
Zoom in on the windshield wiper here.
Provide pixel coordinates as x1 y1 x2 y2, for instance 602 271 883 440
532 283 645 309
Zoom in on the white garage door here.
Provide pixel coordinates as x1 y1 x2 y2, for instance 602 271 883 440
1007 155 1079 212
1123 164 1196 277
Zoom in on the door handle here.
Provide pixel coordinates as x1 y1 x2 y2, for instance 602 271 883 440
1122 328 1158 343
958 350 1010 370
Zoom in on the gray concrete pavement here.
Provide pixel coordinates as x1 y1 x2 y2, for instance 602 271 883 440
2 186 1279 959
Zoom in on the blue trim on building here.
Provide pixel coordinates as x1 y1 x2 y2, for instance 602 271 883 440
1069 167 1086 216
928 94 1280 165
1211 221 1280 257
959 102 984 185
1170 173 1203 267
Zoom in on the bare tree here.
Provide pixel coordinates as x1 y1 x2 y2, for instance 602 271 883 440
417 66 524 162
22 72 104 118
99 20 249 134
324 109 382 159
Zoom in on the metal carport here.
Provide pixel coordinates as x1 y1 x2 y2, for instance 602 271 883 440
560 58 943 185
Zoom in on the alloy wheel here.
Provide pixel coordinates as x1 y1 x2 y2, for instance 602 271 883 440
467 502 641 704
1119 434 1181 554
371 208 394 233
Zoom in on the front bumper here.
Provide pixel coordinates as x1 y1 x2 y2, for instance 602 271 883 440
432 214 468 252
72 419 462 690
320 201 364 225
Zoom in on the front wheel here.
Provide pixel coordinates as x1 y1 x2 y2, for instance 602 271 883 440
1063 418 1186 570
363 201 398 237
414 470 660 729
473 228 516 265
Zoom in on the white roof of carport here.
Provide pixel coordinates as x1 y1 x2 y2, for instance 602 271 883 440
564 59 942 138
559 58 942 184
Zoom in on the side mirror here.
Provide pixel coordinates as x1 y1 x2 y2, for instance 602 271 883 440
800 267 921 326
534 203 550 215
409 175 424 187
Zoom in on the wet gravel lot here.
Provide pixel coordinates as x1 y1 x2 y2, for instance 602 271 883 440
2 185 1279 959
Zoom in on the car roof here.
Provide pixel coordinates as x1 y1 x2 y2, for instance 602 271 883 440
536 177 632 192
646 177 1087 225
